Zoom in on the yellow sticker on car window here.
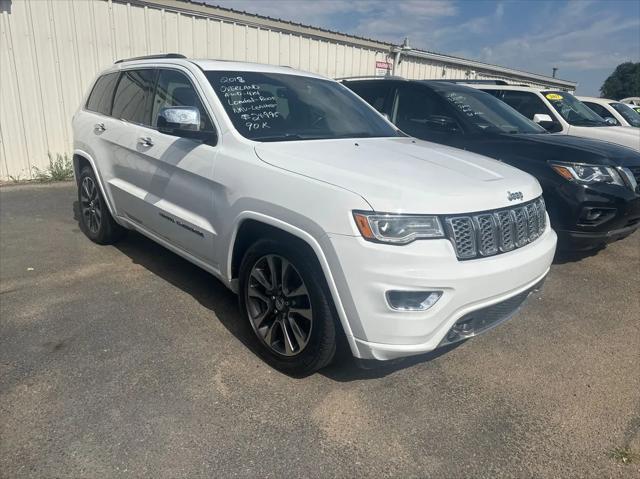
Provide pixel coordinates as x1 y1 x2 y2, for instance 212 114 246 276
546 93 563 100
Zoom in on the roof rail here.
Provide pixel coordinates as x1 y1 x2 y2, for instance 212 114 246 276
443 79 510 85
336 75 406 82
114 53 187 64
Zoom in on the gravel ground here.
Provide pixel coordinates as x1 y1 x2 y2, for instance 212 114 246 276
1 182 638 478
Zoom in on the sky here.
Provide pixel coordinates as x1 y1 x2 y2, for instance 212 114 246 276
208 0 640 96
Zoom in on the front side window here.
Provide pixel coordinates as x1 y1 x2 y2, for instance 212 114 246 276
86 72 119 116
435 87 547 134
610 102 640 127
347 82 392 115
542 91 608 127
152 69 214 132
112 69 156 125
582 102 616 123
205 71 400 142
394 85 463 137
499 90 555 121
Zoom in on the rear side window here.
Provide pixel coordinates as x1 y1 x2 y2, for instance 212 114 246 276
85 73 119 115
112 69 156 125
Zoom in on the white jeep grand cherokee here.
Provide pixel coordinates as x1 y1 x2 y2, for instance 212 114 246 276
73 55 556 375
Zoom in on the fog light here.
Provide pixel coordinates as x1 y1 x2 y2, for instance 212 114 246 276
386 290 442 311
578 207 616 226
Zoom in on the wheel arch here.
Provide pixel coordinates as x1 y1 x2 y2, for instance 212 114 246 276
227 213 357 350
72 150 116 217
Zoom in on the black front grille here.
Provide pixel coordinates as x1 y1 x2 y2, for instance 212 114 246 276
444 197 547 260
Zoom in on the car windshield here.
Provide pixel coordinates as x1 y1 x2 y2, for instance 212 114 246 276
205 71 401 142
610 102 640 127
542 91 609 127
435 86 547 134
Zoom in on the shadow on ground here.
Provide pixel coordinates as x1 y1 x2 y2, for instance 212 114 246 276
72 196 458 381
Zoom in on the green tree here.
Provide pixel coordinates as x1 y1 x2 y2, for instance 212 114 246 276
600 62 640 100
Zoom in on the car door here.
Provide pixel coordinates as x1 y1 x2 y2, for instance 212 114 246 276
390 84 466 148
130 67 220 264
105 68 158 223
79 71 125 211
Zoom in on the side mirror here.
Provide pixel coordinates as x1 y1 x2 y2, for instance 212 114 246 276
604 117 618 126
533 113 553 124
157 106 201 135
533 113 556 131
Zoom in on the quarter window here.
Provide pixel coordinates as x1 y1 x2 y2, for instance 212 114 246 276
85 73 119 116
111 69 156 125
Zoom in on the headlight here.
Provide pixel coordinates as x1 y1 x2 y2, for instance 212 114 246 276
353 212 444 244
550 162 624 186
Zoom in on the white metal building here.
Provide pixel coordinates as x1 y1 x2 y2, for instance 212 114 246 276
0 0 577 180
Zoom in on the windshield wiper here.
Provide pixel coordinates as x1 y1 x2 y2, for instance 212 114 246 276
250 133 308 142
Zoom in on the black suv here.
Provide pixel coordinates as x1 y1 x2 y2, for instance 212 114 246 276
343 78 640 251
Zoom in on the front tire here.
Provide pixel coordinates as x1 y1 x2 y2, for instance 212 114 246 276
238 238 337 376
78 166 125 244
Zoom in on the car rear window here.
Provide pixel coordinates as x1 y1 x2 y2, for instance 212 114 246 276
85 73 119 116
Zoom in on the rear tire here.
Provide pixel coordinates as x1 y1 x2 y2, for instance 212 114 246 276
78 166 126 244
238 238 337 376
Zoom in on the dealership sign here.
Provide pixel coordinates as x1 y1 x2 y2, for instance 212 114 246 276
375 60 392 76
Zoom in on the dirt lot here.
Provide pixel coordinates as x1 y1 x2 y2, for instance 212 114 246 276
1 182 638 478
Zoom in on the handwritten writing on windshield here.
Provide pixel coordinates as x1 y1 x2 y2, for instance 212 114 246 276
219 76 280 131
446 92 477 118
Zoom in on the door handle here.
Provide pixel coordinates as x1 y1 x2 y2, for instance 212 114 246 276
94 123 105 132
138 136 154 147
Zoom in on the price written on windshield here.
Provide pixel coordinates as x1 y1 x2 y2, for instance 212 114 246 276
218 76 280 131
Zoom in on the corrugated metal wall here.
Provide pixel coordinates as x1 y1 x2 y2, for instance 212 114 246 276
0 0 570 180
0 0 390 180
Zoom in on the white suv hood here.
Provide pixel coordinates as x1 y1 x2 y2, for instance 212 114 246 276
255 137 541 213
567 125 640 151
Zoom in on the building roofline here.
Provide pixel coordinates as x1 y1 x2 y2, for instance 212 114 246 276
121 0 576 89
403 49 576 88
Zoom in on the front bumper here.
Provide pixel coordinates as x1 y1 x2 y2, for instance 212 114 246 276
548 182 640 250
557 222 639 250
327 226 557 361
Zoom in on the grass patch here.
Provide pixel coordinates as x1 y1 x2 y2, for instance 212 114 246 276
608 447 637 464
32 153 74 182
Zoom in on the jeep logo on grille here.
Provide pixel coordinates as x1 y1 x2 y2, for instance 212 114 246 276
507 191 523 201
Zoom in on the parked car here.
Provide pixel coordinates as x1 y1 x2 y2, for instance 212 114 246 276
621 97 640 114
579 96 640 128
469 85 640 151
73 55 556 375
342 78 640 251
